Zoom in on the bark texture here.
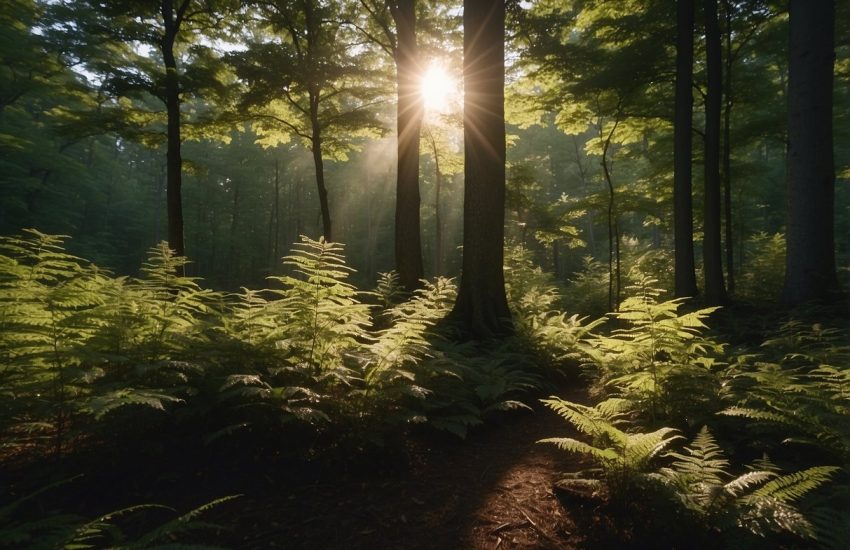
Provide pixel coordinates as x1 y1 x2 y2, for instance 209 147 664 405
452 0 512 339
160 0 190 265
703 0 727 305
673 0 698 298
391 0 425 291
782 0 838 304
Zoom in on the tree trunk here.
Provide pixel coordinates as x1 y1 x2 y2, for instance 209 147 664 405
703 0 727 305
228 177 240 285
391 0 425 291
451 0 512 339
309 91 332 240
601 127 621 312
160 0 187 270
273 157 281 265
673 0 699 298
722 0 735 295
782 0 838 304
426 130 445 277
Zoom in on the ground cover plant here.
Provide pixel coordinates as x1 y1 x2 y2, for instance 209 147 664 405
2 0 849 547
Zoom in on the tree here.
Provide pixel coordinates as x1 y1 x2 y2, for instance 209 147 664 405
673 0 699 298
703 0 728 304
451 0 512 339
55 0 233 265
782 0 839 304
390 0 425 291
233 0 384 242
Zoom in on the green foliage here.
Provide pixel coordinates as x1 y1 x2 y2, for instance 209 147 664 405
584 270 724 424
737 232 786 300
657 426 837 542
504 245 603 365
0 231 216 454
212 236 372 433
540 396 680 494
720 320 850 463
0 477 237 549
419 344 543 438
563 256 610 317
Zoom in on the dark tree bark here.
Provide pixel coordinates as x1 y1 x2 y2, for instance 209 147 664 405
451 0 512 339
673 0 699 298
722 0 735 295
302 1 332 241
703 0 727 305
390 0 425 291
160 0 190 267
309 90 332 240
782 0 839 304
601 117 621 312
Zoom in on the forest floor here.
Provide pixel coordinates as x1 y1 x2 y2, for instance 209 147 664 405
219 387 586 549
4 386 590 549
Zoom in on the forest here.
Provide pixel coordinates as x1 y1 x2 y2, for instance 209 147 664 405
1 0 848 548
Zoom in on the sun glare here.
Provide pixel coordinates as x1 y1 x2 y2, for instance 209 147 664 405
421 63 458 114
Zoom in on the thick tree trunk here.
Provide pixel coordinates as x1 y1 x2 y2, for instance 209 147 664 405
391 0 425 291
452 0 512 339
673 0 699 298
160 0 187 269
782 0 838 304
309 91 332 240
703 0 727 305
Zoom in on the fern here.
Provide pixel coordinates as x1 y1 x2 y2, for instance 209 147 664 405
503 245 603 366
720 321 850 462
656 426 838 541
585 269 724 424
540 396 680 493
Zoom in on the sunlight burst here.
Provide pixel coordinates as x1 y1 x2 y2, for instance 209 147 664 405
421 63 458 114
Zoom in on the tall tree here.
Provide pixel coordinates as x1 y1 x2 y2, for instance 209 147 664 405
390 0 425 291
56 0 232 264
673 0 699 298
782 0 839 304
451 0 512 339
234 0 383 242
703 0 728 304
161 0 188 259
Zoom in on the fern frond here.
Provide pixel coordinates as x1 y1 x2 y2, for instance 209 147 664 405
750 466 839 504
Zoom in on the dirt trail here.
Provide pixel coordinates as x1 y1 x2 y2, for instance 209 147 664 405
229 389 585 549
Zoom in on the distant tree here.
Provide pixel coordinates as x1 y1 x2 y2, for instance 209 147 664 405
451 0 512 339
703 0 728 305
233 0 384 242
673 0 699 298
350 0 426 290
782 0 839 304
55 0 233 265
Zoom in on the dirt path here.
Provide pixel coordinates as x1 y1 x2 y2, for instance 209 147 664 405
228 389 585 549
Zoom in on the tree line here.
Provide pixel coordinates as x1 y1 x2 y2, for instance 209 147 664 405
1 0 847 337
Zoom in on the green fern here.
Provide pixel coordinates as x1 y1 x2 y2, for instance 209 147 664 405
540 396 680 493
656 426 838 542
720 321 850 462
503 245 603 366
585 269 724 424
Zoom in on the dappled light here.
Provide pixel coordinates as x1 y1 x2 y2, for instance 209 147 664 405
1 0 848 548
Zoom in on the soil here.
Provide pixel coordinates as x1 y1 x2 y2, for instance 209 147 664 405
218 388 587 549
3 388 588 550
